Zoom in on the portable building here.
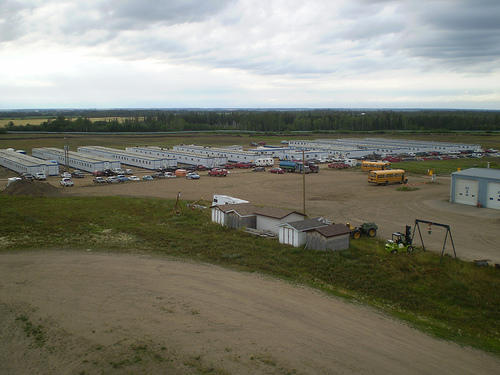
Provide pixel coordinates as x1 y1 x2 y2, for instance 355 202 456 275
127 146 225 168
212 195 249 206
79 146 175 170
254 207 306 235
211 203 257 229
305 224 352 251
450 168 500 210
278 217 331 247
32 147 120 173
0 149 59 176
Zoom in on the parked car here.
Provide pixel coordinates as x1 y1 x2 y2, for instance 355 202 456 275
34 172 46 180
60 178 74 187
93 177 106 183
71 170 85 178
268 167 284 174
164 172 177 178
92 170 104 176
224 163 235 169
252 167 266 172
186 172 200 179
234 162 253 168
195 165 207 171
142 175 154 180
116 174 129 182
61 172 72 178
208 168 228 177
152 172 165 179
124 169 134 175
106 176 120 183
21 172 34 180
128 176 140 181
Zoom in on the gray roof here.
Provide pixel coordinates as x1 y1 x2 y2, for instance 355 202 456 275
309 224 352 238
253 206 306 220
279 217 330 231
212 203 257 217
452 167 500 180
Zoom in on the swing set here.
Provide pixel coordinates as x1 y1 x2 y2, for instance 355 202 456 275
412 219 457 262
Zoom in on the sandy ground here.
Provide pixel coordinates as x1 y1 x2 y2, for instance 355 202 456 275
1 167 500 374
1 251 499 375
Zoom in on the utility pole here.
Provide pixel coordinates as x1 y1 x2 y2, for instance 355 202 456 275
302 149 306 216
64 134 69 172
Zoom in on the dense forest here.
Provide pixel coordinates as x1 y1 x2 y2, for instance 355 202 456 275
1 109 499 133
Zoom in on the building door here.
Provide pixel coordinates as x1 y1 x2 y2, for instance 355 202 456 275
454 178 479 206
486 182 500 210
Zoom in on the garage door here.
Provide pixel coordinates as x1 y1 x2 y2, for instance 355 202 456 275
486 181 500 210
454 178 479 206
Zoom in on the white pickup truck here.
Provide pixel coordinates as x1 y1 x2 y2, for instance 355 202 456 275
34 172 46 180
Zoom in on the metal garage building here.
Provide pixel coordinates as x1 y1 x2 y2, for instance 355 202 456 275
450 168 500 210
32 147 121 173
0 149 59 176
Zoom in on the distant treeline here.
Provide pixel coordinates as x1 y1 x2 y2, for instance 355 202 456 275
2 109 500 133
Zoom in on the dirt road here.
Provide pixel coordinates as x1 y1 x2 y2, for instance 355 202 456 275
1 251 499 374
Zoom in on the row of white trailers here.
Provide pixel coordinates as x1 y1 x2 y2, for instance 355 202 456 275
0 149 60 176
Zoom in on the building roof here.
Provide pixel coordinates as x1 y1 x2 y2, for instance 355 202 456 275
279 217 331 231
452 167 500 180
309 224 352 238
253 206 306 220
212 203 257 217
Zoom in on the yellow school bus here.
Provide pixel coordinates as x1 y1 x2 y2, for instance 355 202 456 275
361 161 390 172
368 169 408 185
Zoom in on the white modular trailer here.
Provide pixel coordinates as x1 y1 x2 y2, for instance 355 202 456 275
288 138 480 158
451 168 500 210
212 195 249 206
247 146 291 160
126 146 225 168
32 147 121 173
173 144 259 164
78 146 175 170
0 149 59 176
363 138 479 154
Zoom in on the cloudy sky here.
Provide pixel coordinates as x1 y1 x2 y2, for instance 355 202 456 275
1 0 499 109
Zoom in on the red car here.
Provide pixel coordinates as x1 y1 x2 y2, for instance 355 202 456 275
269 167 284 174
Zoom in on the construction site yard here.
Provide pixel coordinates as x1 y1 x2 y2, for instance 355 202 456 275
43 166 500 265
1 166 500 374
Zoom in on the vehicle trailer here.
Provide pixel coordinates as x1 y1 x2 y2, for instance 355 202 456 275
279 161 310 174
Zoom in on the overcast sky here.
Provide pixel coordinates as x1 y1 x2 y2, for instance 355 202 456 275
1 0 499 110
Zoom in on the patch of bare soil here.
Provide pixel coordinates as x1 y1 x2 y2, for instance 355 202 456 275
1 251 499 375
1 179 63 197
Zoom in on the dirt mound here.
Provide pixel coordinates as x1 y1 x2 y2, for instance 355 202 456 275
1 179 63 197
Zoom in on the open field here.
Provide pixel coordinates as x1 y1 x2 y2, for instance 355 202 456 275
1 133 499 373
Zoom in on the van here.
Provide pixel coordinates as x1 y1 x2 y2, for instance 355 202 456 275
174 169 188 177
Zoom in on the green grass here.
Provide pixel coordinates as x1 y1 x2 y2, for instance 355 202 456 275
1 195 499 356
393 157 500 175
